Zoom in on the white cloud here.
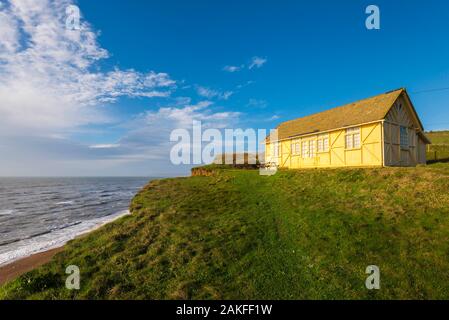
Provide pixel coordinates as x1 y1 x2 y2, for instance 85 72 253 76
223 57 267 72
196 86 233 100
139 100 240 133
236 80 255 89
221 91 233 100
0 0 247 176
223 65 243 73
0 135 186 176
247 99 268 109
0 97 243 176
249 56 267 69
113 100 241 164
0 0 175 135
89 144 121 149
0 7 19 55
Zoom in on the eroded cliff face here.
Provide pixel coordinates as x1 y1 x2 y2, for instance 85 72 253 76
192 154 262 177
191 167 217 177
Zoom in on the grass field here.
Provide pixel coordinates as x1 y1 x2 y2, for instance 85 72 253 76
427 131 449 162
427 131 449 145
2 163 449 300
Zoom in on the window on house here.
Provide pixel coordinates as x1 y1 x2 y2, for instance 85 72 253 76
301 140 318 158
309 140 316 158
302 141 309 158
317 134 329 152
323 136 329 151
317 139 323 153
291 141 301 155
354 133 360 148
345 127 361 149
400 126 409 149
345 134 353 149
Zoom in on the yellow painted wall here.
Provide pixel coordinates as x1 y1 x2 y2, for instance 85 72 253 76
265 122 384 169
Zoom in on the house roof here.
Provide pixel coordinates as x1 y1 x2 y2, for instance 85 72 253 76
268 88 429 143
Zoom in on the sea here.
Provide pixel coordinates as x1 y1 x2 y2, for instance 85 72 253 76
0 177 152 267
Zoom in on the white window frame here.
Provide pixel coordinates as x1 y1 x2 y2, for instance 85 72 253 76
302 141 309 158
323 136 329 151
317 139 323 153
345 127 361 150
291 140 301 155
400 126 409 149
309 140 316 158
317 134 329 153
301 140 316 158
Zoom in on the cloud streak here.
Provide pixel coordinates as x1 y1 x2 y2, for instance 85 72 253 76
223 57 268 72
249 56 267 69
196 86 233 100
223 65 243 73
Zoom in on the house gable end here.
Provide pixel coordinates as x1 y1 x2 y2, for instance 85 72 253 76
383 90 431 144
383 91 424 131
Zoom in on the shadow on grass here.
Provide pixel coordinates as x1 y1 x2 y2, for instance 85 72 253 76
427 157 449 164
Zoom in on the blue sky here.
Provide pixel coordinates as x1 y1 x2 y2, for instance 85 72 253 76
1 0 448 176
78 0 449 128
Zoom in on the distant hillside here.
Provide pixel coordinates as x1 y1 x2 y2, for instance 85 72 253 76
2 164 449 299
426 131 449 163
427 131 449 145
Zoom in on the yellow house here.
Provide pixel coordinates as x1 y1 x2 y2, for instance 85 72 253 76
265 88 431 169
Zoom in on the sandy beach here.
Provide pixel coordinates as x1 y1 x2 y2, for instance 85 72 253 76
0 209 132 287
0 210 132 287
0 246 64 286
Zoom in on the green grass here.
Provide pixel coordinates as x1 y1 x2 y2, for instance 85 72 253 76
2 164 449 299
427 131 449 145
427 131 449 162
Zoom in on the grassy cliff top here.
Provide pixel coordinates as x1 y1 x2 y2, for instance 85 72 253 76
427 130 449 145
427 131 449 162
2 164 449 299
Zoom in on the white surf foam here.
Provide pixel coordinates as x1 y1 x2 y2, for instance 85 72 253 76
55 201 75 205
0 209 14 216
0 210 131 267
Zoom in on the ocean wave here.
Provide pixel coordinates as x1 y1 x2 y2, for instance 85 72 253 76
55 201 74 205
0 210 130 267
50 221 83 231
0 209 15 216
0 222 84 248
0 238 22 247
